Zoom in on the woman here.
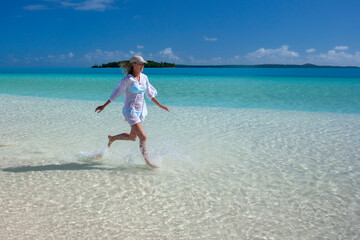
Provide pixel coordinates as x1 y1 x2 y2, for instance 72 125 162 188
95 56 169 168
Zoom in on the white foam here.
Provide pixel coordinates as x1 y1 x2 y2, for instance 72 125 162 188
79 146 108 161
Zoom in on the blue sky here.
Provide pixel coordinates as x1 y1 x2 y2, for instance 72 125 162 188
1 0 360 67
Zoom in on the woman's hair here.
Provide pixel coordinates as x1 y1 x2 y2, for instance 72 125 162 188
120 61 133 75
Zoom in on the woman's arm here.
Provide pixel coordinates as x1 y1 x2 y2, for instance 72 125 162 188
95 99 111 113
96 76 130 113
151 97 170 112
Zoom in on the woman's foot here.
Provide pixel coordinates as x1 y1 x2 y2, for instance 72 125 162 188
147 162 159 168
144 158 159 168
108 135 115 148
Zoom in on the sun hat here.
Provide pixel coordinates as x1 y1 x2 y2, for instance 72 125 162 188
129 55 148 64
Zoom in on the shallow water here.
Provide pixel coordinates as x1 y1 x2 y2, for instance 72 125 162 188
1 95 360 239
1 68 360 239
1 68 360 113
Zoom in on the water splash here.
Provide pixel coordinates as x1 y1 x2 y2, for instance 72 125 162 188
79 145 109 161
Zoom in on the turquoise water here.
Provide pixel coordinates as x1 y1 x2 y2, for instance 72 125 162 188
1 68 360 238
1 68 360 113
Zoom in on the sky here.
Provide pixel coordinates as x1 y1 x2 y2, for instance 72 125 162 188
1 0 360 67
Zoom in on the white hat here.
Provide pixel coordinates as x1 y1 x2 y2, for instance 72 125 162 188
129 55 148 64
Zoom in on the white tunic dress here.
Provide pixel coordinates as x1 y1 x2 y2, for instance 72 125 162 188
109 73 157 125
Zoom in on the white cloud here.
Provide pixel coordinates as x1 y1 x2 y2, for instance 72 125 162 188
137 45 144 49
188 56 223 65
159 48 180 61
204 36 218 41
306 48 316 53
249 45 298 58
59 1 79 8
129 50 143 56
246 45 299 63
4 52 77 67
319 50 357 63
305 46 360 66
84 49 128 62
23 5 49 10
47 52 75 61
24 0 116 11
334 46 349 51
6 54 20 64
210 57 222 63
73 0 115 11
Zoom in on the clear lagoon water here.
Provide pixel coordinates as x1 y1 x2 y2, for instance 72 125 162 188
1 67 360 113
1 68 360 239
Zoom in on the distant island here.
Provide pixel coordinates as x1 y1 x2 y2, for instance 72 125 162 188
92 60 175 68
176 63 359 68
92 62 358 69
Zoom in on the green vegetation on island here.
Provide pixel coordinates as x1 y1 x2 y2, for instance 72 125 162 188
92 60 176 68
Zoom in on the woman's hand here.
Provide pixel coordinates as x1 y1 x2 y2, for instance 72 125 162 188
160 105 170 112
95 100 111 113
151 97 169 112
95 105 105 113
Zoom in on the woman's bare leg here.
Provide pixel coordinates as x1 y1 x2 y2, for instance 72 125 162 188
131 122 158 168
108 128 137 148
